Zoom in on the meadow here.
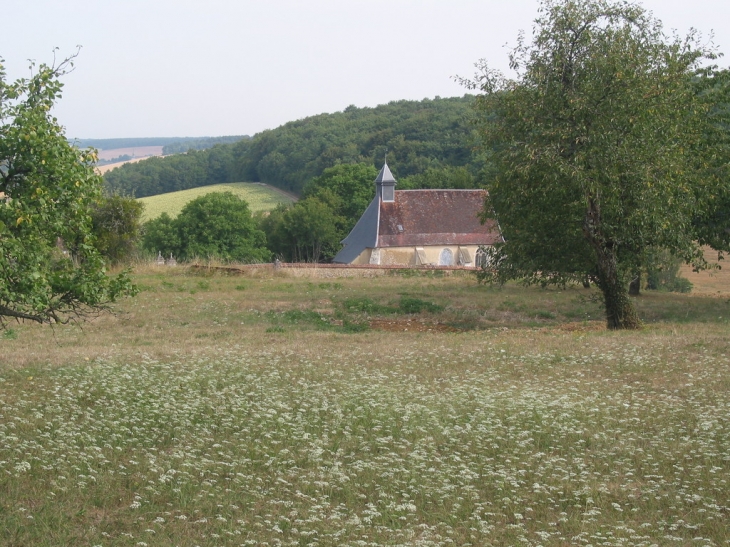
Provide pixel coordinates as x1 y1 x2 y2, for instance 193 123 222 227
1 266 728 546
137 183 296 222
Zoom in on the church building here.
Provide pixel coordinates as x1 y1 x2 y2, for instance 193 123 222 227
332 162 502 266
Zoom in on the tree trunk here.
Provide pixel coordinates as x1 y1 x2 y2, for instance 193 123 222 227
628 271 641 296
583 198 641 330
597 266 641 329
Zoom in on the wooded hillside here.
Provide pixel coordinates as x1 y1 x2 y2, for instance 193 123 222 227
103 96 480 198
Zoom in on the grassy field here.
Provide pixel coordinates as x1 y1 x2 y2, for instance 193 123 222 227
138 182 296 221
1 267 729 546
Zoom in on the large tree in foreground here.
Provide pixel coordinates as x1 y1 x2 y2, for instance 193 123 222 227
465 0 724 329
0 54 136 326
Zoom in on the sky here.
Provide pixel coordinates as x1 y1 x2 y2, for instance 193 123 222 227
3 0 729 140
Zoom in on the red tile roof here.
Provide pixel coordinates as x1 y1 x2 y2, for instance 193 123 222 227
378 189 501 247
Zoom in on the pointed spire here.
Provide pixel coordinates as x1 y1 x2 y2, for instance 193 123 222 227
375 160 396 202
374 162 396 185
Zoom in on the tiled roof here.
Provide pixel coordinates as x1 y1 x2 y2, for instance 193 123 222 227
377 189 501 247
332 166 503 264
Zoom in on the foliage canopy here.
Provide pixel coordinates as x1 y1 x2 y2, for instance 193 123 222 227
0 54 136 326
465 0 726 329
90 194 145 265
261 163 378 262
104 96 480 198
142 192 270 263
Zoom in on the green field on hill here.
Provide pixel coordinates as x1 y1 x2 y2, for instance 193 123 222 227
137 182 295 221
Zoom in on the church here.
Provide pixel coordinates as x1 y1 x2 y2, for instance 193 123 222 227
332 162 502 267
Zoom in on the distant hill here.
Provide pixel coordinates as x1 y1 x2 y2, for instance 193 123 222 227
75 136 249 151
138 182 295 222
236 95 479 194
96 146 164 166
104 96 481 198
161 136 250 155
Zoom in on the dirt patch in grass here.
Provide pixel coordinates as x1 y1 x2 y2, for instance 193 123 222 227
369 318 463 333
679 246 730 296
551 320 607 332
96 156 155 174
96 146 163 160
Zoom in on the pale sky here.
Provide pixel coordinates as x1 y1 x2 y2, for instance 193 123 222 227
3 0 728 140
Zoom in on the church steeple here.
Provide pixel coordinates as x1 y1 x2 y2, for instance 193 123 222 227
375 161 396 202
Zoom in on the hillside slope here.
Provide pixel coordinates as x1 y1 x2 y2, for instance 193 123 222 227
138 182 295 222
104 96 480 198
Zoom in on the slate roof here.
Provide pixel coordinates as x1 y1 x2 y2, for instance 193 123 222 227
332 188 502 263
374 162 396 185
333 196 381 264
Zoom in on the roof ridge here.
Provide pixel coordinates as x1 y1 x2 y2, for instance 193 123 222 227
397 188 486 192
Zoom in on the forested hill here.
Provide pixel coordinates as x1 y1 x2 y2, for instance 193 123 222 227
238 95 478 193
103 96 480 198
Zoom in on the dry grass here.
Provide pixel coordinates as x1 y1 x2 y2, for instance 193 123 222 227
96 146 164 161
680 246 730 296
96 156 156 175
1 266 727 370
1 266 728 546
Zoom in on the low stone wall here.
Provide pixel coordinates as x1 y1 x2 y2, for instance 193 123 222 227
188 262 480 278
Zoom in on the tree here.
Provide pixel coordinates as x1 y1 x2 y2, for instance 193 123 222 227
176 192 270 262
256 204 290 259
141 212 179 259
258 198 344 262
399 165 479 190
465 0 723 329
0 53 136 326
141 192 270 263
258 163 379 262
302 163 378 232
692 68 730 253
282 197 343 261
106 96 478 198
90 194 144 265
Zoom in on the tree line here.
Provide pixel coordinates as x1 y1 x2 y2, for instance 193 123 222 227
161 135 249 155
103 145 240 198
103 96 482 198
100 160 485 266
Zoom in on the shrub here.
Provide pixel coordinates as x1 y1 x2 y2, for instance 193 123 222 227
646 249 693 293
141 192 270 263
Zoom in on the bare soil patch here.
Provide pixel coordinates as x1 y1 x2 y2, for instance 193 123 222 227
551 320 606 332
96 156 154 174
96 146 163 160
679 246 730 296
368 318 462 333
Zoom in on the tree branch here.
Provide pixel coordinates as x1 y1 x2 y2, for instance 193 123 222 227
0 305 46 324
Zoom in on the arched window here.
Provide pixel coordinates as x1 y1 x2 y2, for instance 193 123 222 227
475 248 489 268
438 248 454 266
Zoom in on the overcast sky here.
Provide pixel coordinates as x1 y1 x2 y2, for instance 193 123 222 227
3 0 728 140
